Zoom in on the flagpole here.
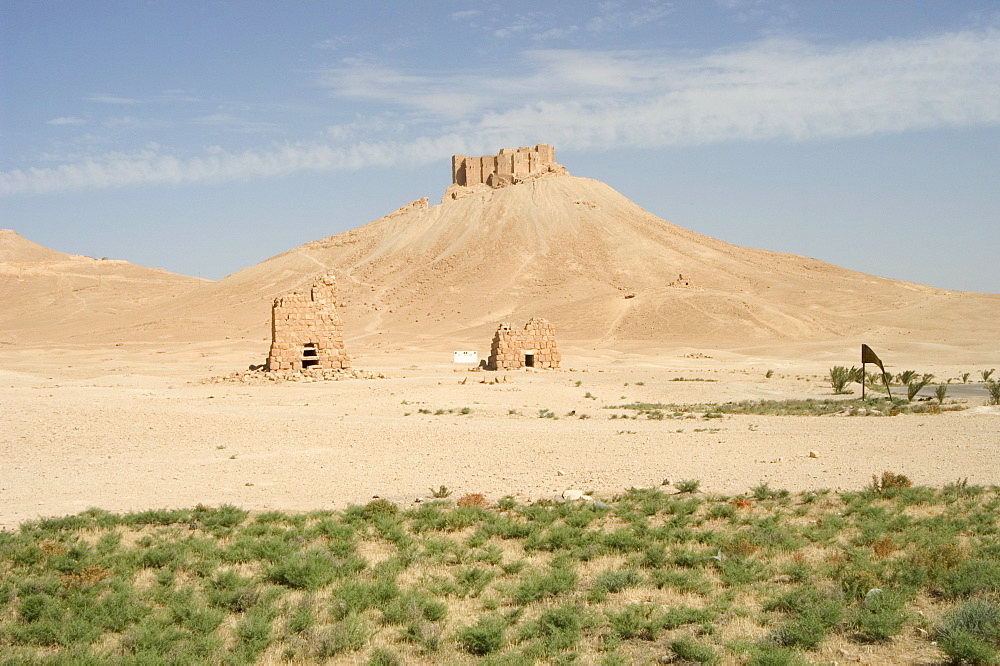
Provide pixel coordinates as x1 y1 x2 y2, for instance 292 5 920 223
862 358 866 399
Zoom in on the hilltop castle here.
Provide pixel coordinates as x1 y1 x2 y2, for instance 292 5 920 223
448 144 567 194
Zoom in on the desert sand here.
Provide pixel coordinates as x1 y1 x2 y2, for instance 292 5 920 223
2 170 998 530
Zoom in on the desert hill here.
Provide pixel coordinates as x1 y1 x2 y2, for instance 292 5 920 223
0 229 206 345
3 174 998 353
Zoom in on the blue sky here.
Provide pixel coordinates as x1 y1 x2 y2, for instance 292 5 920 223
3 1 999 292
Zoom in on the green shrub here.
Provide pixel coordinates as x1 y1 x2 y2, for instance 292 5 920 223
986 380 1000 406
457 615 506 655
906 377 931 401
829 366 858 394
768 590 844 650
937 599 1000 664
267 550 340 590
650 568 713 595
510 560 577 604
940 559 1000 598
606 603 660 641
362 499 400 519
676 479 701 493
309 614 369 658
746 643 809 665
589 568 643 602
205 570 260 612
518 603 587 655
368 646 403 666
851 588 909 640
670 635 718 664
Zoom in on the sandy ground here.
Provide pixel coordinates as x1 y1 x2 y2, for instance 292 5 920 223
3 339 997 531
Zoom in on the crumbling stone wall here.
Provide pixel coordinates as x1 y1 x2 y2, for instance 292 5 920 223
488 318 560 370
452 144 564 188
266 272 350 372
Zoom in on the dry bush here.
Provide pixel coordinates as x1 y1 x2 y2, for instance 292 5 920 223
456 493 489 508
871 471 912 495
872 536 896 559
59 565 112 588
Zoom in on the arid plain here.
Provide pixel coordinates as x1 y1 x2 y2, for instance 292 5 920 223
2 170 999 530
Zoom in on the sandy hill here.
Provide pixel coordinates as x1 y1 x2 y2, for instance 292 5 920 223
3 177 998 353
0 229 72 263
0 230 206 345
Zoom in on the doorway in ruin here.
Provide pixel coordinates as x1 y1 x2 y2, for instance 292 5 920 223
302 343 319 368
524 352 535 368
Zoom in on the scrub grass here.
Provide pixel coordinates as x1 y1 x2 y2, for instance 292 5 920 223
606 396 967 418
2 486 999 663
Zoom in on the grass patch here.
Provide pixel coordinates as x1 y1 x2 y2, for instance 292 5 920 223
606 396 964 418
3 485 1000 662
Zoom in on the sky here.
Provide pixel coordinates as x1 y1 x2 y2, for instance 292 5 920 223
2 1 999 292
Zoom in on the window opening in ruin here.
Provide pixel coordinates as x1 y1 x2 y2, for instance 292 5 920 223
524 353 535 368
302 343 319 368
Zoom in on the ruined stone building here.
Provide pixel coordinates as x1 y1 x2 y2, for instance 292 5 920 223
451 144 565 188
266 272 350 372
488 318 560 370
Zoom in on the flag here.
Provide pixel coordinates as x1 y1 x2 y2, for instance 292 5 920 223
862 344 885 373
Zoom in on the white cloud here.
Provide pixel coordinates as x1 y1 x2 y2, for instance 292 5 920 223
6 28 999 196
46 117 87 126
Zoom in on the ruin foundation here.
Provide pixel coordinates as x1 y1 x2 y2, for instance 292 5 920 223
266 272 351 372
488 318 560 370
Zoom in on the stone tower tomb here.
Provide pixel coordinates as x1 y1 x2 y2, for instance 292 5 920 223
266 272 350 372
488 318 560 370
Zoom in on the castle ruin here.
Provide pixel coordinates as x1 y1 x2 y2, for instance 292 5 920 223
451 144 565 188
266 272 350 372
488 318 560 370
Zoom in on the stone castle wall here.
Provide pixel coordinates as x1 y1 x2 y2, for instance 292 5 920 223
452 144 562 188
266 272 350 372
488 318 560 370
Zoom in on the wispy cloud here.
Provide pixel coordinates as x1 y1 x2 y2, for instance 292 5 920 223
85 93 141 105
586 1 674 32
532 25 579 41
0 136 474 195
195 114 283 134
157 89 201 103
313 36 354 51
5 29 998 196
46 117 87 126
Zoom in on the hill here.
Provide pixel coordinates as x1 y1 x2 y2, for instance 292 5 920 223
3 175 998 353
0 230 206 345
140 175 1000 351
